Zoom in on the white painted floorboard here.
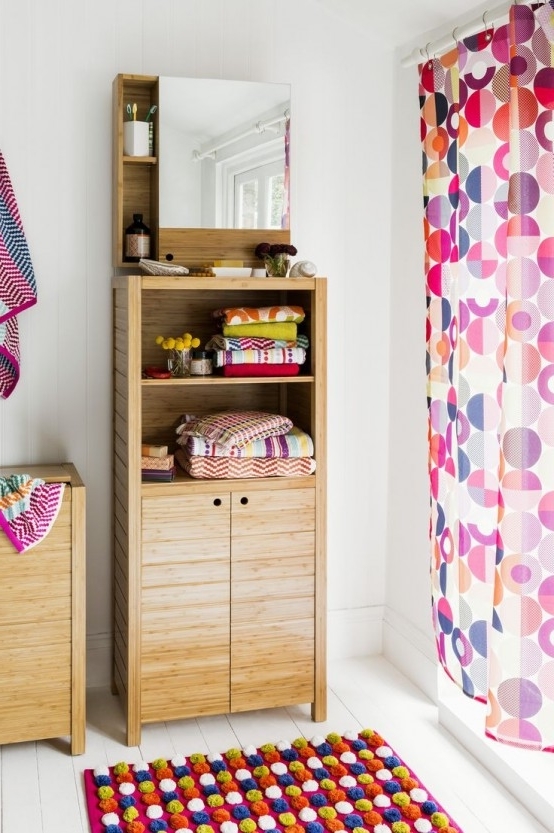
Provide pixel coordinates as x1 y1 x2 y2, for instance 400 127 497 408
0 656 549 833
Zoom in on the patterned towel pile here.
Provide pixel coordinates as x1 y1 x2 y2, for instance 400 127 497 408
0 152 38 398
175 411 315 479
209 306 309 377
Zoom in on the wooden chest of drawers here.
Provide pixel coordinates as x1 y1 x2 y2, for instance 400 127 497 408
0 463 86 754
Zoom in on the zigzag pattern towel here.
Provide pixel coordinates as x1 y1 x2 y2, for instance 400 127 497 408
0 473 65 553
0 151 37 398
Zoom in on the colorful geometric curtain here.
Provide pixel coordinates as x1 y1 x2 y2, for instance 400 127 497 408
421 1 554 751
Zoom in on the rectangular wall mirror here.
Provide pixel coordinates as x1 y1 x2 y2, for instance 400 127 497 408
158 76 291 231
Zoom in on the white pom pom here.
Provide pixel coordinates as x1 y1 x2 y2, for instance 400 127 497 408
171 754 187 767
373 794 391 807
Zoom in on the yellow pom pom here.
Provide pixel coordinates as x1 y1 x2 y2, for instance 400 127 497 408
183 332 192 341
166 337 176 349
155 335 164 345
191 337 201 348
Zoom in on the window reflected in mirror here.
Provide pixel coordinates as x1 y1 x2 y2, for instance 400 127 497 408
159 77 290 230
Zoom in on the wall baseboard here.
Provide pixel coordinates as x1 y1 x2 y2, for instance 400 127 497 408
382 606 437 701
327 605 383 660
86 632 112 688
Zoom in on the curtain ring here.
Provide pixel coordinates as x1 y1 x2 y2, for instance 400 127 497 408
452 26 460 46
483 11 494 41
425 41 433 69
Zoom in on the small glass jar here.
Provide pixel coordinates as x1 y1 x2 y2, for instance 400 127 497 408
167 348 191 377
190 350 213 376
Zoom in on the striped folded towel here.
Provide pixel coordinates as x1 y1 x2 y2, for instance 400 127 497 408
212 347 306 367
205 334 309 351
176 448 316 479
177 425 314 458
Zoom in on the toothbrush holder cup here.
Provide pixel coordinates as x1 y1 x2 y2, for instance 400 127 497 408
123 121 150 157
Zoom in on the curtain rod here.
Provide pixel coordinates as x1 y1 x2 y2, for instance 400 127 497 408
400 0 534 68
192 110 290 162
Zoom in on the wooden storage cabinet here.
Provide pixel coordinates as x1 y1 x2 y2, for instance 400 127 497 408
0 463 86 754
112 275 326 746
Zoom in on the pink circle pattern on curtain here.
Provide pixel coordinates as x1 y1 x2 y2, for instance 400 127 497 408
421 2 554 751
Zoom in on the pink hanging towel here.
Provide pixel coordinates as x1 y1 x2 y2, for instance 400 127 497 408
0 150 37 398
0 473 65 553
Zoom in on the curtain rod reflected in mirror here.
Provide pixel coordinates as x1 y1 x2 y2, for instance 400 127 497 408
158 77 291 231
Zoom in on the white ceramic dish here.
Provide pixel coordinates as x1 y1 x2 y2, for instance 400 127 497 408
211 267 253 277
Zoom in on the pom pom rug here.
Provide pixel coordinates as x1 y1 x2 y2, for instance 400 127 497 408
83 729 462 833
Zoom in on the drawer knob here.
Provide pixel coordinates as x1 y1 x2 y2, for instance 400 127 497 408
213 498 222 507
240 496 248 505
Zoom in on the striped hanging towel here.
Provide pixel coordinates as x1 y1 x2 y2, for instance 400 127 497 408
0 150 37 398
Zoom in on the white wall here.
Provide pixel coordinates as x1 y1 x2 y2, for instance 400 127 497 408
0 0 395 686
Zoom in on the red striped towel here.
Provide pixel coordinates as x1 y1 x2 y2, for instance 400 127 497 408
221 363 300 377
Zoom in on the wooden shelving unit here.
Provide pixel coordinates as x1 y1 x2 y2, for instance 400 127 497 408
112 275 327 746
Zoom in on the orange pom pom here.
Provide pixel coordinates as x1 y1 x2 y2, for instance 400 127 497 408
290 795 310 810
98 798 118 813
142 793 161 806
362 811 382 826
168 813 189 829
212 809 231 823
401 804 422 820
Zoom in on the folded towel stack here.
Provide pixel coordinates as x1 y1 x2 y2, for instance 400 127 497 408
208 305 309 377
175 411 315 479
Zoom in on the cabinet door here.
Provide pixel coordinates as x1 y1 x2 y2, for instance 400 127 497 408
141 492 231 721
230 487 316 712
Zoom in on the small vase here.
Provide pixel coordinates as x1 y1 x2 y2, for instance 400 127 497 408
264 253 290 277
167 348 192 377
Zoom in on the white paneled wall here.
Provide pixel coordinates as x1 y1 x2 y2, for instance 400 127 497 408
0 0 402 687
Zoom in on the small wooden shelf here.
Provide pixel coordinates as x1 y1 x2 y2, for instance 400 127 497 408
113 74 159 266
123 155 157 165
142 375 315 386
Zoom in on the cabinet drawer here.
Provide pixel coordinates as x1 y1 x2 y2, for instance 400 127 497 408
0 499 71 626
0 620 71 743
